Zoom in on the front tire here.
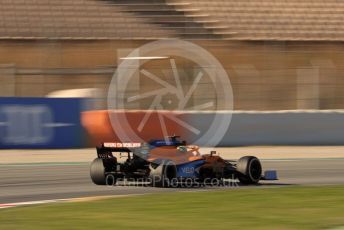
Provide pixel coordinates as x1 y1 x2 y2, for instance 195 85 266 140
90 158 106 185
236 156 262 184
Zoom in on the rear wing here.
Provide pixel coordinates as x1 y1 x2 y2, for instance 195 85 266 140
96 142 143 158
103 142 142 148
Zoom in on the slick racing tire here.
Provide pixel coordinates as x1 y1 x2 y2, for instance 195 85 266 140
90 158 106 185
236 156 262 185
149 160 177 187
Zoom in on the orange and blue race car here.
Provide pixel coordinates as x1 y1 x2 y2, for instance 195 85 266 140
90 135 277 187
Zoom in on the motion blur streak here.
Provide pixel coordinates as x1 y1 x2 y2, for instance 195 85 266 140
1 158 344 204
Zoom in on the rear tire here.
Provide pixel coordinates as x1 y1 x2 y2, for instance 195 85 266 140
90 158 106 185
236 156 262 184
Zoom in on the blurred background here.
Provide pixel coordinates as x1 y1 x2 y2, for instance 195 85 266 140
1 0 344 148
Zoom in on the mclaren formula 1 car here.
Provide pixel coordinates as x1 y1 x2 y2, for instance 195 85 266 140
90 136 277 187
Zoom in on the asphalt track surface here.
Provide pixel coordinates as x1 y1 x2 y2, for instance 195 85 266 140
1 158 344 204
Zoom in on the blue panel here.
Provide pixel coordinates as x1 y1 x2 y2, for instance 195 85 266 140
149 139 184 147
0 97 84 149
176 160 205 178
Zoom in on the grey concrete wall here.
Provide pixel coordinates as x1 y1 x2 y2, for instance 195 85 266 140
185 111 344 146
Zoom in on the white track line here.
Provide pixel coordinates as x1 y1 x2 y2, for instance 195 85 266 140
0 199 61 209
0 194 147 209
